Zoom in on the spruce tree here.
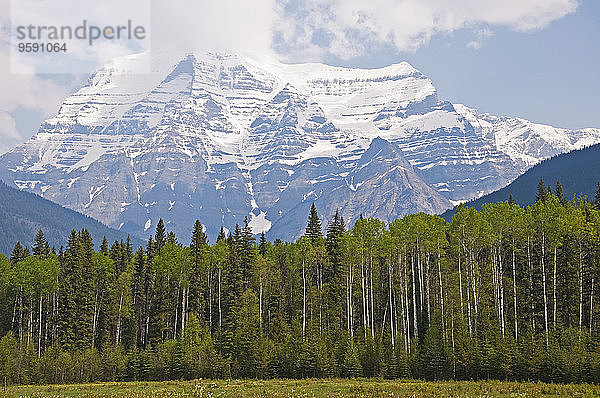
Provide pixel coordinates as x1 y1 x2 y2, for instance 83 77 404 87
76 229 95 350
555 180 566 205
110 240 123 274
58 230 79 350
146 236 155 261
191 220 208 253
240 217 256 287
343 341 363 378
100 237 109 255
509 194 515 205
155 219 166 253
10 241 26 265
536 178 547 202
305 203 322 244
420 326 447 380
217 226 226 242
190 220 208 321
259 232 267 257
595 182 600 209
132 247 147 349
125 236 133 260
166 231 178 246
33 229 50 257
326 209 345 278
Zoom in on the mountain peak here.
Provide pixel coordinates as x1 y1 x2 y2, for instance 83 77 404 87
2 52 600 241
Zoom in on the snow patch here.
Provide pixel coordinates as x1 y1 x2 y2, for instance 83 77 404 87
248 211 272 234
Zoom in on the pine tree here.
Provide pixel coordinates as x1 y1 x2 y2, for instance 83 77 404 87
595 182 600 209
536 178 548 202
509 194 515 205
305 203 322 244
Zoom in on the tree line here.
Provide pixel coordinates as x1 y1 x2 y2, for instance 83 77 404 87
1 179 600 385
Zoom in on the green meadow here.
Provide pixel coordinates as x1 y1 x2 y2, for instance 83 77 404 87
3 379 600 398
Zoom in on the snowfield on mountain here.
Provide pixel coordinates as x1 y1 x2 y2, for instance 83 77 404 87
1 51 599 241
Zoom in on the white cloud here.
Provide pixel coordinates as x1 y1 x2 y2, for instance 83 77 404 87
0 0 579 153
467 27 494 50
0 111 19 139
147 0 281 64
276 0 578 59
0 110 20 153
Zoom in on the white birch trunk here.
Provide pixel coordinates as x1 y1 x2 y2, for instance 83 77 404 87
389 261 394 348
512 238 518 341
369 257 375 339
259 275 263 332
302 258 306 339
541 232 549 345
579 241 583 330
411 252 418 339
38 295 43 357
116 291 123 345
218 267 222 329
553 246 557 327
590 277 595 332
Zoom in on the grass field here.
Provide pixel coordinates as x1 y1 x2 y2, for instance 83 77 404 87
3 379 600 398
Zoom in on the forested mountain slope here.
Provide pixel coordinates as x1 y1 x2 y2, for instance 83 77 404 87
442 143 600 220
0 181 140 254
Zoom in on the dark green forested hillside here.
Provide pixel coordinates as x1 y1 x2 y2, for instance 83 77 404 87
0 181 141 254
442 144 600 220
2 189 600 385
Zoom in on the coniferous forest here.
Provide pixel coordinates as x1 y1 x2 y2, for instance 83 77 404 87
2 180 600 385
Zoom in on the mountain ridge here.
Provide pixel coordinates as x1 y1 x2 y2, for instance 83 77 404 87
440 143 600 221
1 51 599 241
0 180 142 255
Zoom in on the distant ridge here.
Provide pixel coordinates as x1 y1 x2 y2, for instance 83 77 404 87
441 143 600 221
0 180 143 255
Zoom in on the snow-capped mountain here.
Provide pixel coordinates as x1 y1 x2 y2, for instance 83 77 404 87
1 51 599 241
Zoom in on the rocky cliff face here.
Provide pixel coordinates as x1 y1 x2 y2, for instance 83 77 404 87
1 51 598 241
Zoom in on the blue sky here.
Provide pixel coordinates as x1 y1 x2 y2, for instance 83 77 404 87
0 0 598 153
332 0 599 130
